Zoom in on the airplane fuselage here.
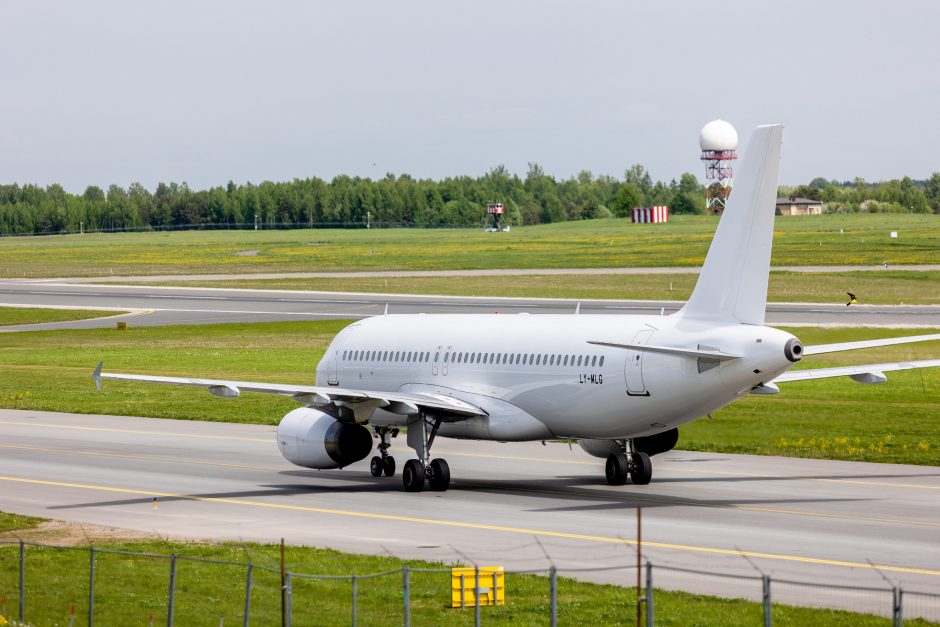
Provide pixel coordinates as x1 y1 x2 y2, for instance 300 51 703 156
316 313 800 441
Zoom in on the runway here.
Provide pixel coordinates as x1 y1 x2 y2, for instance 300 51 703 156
1 409 938 618
2 280 938 330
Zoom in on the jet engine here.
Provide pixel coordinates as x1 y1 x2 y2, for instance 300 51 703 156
579 428 679 459
276 407 373 469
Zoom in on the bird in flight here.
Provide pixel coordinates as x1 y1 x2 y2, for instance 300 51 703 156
846 292 858 306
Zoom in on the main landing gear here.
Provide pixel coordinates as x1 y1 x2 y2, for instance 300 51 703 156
605 440 653 486
402 413 450 492
369 427 397 477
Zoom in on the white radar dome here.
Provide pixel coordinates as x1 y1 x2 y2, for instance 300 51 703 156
699 119 738 151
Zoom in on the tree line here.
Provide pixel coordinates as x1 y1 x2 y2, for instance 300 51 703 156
0 166 937 236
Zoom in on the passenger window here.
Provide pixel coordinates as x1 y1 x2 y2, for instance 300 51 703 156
434 351 440 362
577 356 583 366
591 356 597 367
563 355 568 366
536 355 541 365
522 355 528 365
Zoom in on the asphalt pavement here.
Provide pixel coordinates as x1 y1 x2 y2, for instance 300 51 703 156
1 280 938 331
1 409 938 619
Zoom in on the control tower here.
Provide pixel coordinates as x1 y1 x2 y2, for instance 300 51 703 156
699 119 738 215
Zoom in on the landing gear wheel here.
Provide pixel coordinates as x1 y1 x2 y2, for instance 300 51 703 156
369 456 384 478
605 453 629 486
630 452 653 485
382 456 396 477
402 459 426 492
428 458 450 491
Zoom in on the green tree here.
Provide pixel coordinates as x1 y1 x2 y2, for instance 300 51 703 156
612 183 642 217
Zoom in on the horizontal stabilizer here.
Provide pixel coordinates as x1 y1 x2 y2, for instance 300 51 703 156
804 333 940 356
773 359 940 384
587 341 740 361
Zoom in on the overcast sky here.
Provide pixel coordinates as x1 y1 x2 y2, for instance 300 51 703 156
2 1 937 192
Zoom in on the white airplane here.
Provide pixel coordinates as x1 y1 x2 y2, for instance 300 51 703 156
94 125 940 492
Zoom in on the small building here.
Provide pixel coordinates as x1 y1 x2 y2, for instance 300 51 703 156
631 205 669 223
776 196 823 216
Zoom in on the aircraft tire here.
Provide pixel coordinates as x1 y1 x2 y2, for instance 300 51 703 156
428 458 450 491
403 459 426 492
605 453 629 485
383 456 396 477
369 456 384 477
631 452 653 485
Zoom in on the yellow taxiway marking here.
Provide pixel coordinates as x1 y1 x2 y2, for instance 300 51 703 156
0 420 271 443
2 442 937 529
662 464 940 491
1 475 938 578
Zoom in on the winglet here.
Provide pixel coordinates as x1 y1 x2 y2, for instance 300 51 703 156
92 361 103 391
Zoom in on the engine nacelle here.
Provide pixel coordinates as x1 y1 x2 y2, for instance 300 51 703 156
578 438 622 459
579 428 679 459
277 407 373 469
635 428 679 456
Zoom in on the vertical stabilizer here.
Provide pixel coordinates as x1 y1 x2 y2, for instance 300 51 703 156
680 124 783 325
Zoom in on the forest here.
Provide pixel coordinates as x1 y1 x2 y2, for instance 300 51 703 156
1 165 938 236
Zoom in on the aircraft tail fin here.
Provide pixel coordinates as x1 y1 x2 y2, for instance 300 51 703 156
679 124 783 326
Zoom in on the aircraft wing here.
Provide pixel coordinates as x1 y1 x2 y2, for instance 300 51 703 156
773 359 940 384
92 363 486 422
803 333 940 356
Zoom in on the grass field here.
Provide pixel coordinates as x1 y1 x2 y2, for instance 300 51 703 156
0 307 126 327
0 512 927 626
0 320 936 466
0 214 938 278
165 270 940 305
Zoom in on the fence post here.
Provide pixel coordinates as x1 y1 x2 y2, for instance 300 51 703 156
18 540 24 623
351 575 357 627
645 563 654 627
243 563 252 627
474 566 481 627
762 575 772 627
403 567 410 627
893 587 903 627
89 547 96 627
549 566 557 627
284 572 292 627
167 554 177 627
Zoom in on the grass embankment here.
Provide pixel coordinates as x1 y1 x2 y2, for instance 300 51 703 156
0 514 927 626
0 321 937 465
168 270 940 305
0 307 126 327
0 214 938 278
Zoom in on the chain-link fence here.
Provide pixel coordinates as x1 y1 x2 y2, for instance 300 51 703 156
2 540 938 625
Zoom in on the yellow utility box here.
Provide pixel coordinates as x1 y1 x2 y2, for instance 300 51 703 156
451 566 505 608
116 321 127 330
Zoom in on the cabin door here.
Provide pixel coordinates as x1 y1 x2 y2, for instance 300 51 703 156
625 329 653 396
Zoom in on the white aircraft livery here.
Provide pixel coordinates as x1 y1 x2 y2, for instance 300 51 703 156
95 125 940 492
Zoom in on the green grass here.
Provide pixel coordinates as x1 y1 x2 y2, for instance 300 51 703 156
0 514 929 626
0 512 41 534
0 214 938 278
0 321 937 465
0 307 126 327
166 270 940 305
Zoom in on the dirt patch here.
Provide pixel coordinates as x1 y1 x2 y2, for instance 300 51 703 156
1 520 169 546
